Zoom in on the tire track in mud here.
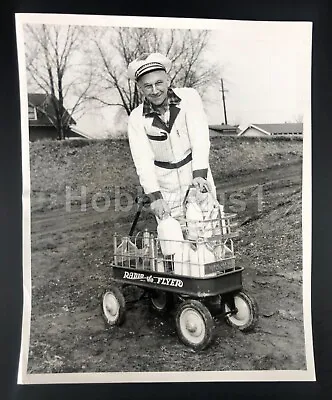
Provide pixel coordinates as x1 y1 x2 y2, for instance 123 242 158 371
31 161 302 240
215 161 301 192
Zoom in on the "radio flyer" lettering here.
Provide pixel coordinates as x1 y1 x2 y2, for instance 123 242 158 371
123 271 183 288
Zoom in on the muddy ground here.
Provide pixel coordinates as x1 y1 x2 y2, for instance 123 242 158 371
27 158 306 374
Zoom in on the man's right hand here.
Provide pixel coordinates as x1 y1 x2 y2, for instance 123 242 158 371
150 199 171 219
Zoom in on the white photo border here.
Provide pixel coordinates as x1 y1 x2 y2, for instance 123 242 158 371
15 12 315 384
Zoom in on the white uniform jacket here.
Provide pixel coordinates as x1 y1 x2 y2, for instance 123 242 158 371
128 87 216 211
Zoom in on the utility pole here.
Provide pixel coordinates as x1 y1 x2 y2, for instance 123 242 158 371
220 78 228 125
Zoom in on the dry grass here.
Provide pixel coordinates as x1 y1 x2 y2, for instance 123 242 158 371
29 137 302 212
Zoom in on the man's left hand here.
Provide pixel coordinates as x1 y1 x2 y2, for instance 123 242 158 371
192 177 212 193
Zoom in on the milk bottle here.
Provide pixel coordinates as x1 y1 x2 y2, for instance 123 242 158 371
157 216 184 255
186 195 204 241
189 242 216 277
174 241 191 275
157 216 184 273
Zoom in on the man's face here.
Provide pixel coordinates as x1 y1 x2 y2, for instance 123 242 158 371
137 70 170 106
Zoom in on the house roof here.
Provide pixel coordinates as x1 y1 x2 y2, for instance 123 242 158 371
255 123 303 134
209 124 239 137
238 123 303 136
28 93 76 127
209 124 238 132
69 125 94 139
28 93 49 108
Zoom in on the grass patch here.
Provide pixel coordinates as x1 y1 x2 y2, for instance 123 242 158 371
29 137 302 212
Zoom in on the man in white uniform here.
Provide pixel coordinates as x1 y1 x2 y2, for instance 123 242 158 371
127 53 216 220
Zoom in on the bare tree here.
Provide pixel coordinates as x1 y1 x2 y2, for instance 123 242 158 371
84 27 219 115
24 24 93 140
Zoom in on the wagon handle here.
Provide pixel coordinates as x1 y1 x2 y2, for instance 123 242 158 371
129 194 151 236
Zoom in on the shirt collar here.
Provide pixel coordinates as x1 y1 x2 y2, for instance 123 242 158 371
142 88 181 117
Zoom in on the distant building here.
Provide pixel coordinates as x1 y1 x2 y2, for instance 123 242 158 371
209 124 239 137
238 123 303 137
28 93 91 141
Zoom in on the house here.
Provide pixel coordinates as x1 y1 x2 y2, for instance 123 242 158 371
209 124 239 138
238 123 303 137
28 93 91 141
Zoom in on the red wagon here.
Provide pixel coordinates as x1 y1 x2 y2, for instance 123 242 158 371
101 195 258 350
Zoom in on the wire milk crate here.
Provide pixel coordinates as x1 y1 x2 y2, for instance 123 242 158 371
102 194 258 351
113 210 239 278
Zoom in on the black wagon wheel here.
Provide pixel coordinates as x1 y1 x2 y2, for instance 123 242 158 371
101 286 126 326
149 290 174 314
223 291 258 332
175 299 215 350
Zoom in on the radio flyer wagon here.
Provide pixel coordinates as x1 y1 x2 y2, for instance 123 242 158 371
101 194 258 350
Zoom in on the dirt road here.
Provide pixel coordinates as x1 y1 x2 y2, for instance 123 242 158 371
31 161 302 237
28 161 306 373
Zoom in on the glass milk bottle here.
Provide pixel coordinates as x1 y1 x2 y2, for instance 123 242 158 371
157 216 184 273
186 196 204 241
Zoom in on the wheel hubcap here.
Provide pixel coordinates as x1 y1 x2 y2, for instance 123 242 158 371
226 296 250 326
180 309 205 343
152 293 167 310
103 293 119 321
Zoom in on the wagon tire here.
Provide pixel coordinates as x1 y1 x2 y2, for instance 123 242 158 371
149 290 174 314
223 291 258 332
175 300 214 350
101 286 126 326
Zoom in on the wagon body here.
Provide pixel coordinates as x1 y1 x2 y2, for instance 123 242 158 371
111 263 243 298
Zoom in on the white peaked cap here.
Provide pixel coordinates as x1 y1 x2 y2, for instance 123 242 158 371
127 53 172 81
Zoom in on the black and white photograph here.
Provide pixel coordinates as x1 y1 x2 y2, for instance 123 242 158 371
15 13 314 383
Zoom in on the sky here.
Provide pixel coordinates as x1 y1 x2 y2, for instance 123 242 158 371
21 16 312 138
76 20 311 137
204 22 311 128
